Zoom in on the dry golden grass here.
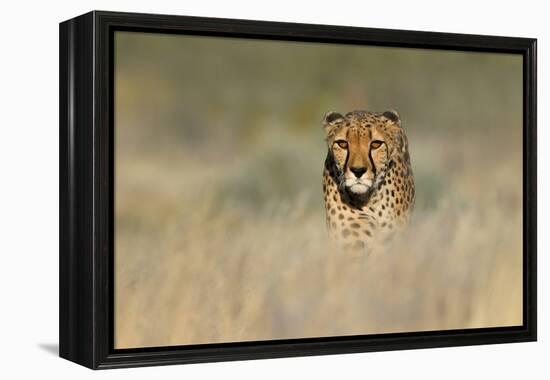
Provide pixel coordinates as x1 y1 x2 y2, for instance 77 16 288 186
114 131 522 349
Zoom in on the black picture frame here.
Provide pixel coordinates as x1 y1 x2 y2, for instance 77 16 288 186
59 10 537 369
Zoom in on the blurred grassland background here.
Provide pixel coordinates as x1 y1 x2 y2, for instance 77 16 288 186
114 31 523 348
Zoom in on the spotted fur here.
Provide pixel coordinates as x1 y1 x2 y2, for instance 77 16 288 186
322 110 415 252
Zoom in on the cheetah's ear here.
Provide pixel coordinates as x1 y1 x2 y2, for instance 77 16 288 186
383 109 401 127
323 111 344 136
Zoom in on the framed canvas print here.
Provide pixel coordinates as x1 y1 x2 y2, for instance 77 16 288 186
59 11 537 369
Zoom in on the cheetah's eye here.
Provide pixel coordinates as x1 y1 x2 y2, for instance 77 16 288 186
371 140 383 149
335 140 348 149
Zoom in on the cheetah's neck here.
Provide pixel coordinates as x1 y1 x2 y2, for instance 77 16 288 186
322 154 414 251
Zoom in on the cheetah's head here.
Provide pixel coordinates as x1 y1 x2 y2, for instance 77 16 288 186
323 110 405 197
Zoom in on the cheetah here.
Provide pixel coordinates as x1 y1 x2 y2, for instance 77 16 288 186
322 110 415 252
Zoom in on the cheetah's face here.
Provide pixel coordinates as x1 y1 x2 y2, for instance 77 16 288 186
324 111 400 196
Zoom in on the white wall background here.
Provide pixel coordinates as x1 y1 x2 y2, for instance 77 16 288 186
0 0 546 378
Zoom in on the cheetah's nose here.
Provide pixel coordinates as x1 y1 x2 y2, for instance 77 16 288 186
350 166 367 178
